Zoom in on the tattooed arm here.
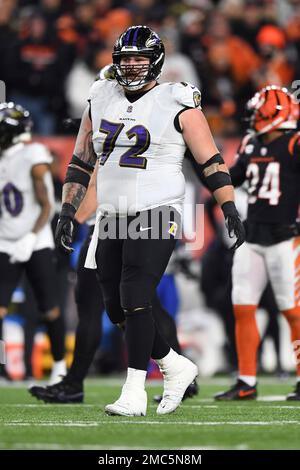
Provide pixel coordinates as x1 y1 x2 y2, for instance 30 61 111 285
55 106 98 253
62 106 97 212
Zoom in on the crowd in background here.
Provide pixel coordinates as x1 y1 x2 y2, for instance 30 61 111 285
1 0 300 136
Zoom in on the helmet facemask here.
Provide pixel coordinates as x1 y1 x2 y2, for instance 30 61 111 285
112 26 165 92
114 54 152 91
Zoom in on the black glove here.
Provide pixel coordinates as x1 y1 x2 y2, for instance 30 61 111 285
222 201 245 250
55 203 76 254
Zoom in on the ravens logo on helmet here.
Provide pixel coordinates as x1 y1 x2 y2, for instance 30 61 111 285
0 102 32 153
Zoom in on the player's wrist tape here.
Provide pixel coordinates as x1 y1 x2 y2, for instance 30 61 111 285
221 201 239 219
60 203 77 220
200 153 232 192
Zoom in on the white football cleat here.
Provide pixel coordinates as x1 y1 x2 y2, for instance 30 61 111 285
105 384 147 416
157 356 198 415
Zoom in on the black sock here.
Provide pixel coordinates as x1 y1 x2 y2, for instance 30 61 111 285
151 324 170 360
152 295 182 354
23 318 36 377
45 314 65 362
67 302 102 384
0 318 6 376
124 306 155 370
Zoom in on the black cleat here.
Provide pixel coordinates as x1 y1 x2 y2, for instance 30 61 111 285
29 379 84 403
153 379 199 404
214 379 257 401
286 382 300 401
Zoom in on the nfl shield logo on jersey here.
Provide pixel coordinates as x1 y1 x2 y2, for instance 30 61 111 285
127 106 133 113
168 221 178 237
193 91 201 108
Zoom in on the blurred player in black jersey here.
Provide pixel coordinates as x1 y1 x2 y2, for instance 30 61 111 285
215 86 300 401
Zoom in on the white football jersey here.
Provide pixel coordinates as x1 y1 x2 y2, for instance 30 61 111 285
88 80 201 216
0 142 55 255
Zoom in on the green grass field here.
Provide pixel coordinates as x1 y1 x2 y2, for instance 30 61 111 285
0 377 300 450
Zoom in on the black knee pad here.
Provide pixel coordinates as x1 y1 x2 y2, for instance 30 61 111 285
121 279 156 312
105 298 125 325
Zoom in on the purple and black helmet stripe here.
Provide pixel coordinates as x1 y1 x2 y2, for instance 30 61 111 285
122 26 141 47
132 27 140 46
123 28 132 46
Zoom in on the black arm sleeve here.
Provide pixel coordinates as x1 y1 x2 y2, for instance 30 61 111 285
185 148 233 191
229 154 248 187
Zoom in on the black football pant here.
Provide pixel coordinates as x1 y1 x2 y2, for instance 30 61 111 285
0 249 65 375
66 215 182 384
67 228 104 384
95 208 179 371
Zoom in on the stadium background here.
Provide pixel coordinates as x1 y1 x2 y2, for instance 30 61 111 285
1 0 300 380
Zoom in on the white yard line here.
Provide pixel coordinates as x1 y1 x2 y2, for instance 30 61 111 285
155 404 300 409
162 396 295 403
258 396 287 401
3 419 299 427
0 442 249 450
0 377 296 389
0 394 296 413
2 402 300 409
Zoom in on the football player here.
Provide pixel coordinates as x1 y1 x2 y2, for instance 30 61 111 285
215 86 300 401
0 103 66 384
29 162 198 403
55 26 244 416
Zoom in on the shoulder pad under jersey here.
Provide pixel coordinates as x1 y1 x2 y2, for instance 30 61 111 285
24 143 53 166
88 78 115 101
171 82 202 109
